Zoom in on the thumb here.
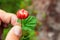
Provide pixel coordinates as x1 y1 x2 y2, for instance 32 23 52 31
5 25 22 40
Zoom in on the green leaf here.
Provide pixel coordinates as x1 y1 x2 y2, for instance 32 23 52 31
22 16 37 30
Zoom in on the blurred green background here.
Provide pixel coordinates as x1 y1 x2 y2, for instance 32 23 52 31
0 0 32 13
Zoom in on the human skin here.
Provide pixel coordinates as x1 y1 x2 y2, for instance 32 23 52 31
0 9 22 40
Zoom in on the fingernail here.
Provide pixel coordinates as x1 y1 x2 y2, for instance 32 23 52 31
13 25 21 36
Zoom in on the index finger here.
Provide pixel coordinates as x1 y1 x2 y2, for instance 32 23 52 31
0 9 12 24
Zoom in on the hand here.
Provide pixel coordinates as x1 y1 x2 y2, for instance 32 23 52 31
0 9 22 40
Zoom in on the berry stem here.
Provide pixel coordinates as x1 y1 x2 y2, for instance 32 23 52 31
21 19 22 27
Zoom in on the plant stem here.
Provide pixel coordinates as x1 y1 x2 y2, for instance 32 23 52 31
21 19 22 27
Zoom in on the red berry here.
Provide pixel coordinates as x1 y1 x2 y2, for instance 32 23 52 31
16 9 29 19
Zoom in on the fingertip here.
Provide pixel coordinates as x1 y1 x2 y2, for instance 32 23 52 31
13 25 22 37
5 25 22 40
